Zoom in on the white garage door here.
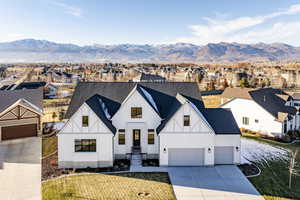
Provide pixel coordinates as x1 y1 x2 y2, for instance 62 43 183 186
168 148 204 166
214 146 234 164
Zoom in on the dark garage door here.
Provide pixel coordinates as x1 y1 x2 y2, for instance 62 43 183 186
1 124 37 140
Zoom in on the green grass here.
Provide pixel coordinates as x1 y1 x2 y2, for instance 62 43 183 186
42 135 57 158
42 172 176 200
242 134 300 200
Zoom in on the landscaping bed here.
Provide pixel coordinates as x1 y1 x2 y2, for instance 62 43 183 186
42 172 176 200
238 163 260 177
142 159 159 167
75 159 130 173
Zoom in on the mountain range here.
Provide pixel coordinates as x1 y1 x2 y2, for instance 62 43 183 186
0 39 300 63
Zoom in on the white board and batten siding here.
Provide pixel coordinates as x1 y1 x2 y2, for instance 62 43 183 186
112 89 161 156
222 98 283 137
58 103 113 168
159 103 215 166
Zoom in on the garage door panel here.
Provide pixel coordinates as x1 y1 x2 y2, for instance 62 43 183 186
214 146 234 164
1 124 37 140
168 148 204 166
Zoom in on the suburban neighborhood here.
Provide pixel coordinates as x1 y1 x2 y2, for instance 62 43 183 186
1 1 300 200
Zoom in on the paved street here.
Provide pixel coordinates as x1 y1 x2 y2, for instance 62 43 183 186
0 137 41 200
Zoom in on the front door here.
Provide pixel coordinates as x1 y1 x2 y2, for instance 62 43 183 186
133 129 141 146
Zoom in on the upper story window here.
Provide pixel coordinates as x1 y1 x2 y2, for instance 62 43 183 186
118 129 125 145
82 116 89 127
148 129 155 144
183 115 190 126
75 139 96 152
242 117 249 125
131 107 142 118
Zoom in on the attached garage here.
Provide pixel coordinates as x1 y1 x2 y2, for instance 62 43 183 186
214 146 234 164
1 124 37 140
168 148 205 166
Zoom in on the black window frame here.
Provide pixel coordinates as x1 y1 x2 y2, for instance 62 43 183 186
148 129 155 145
118 129 126 145
74 139 96 152
131 107 142 118
255 119 259 123
183 115 190 126
82 116 89 127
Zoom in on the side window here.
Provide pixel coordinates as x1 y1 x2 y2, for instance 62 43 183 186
183 115 190 126
82 116 89 127
148 129 155 144
242 117 249 125
118 129 125 145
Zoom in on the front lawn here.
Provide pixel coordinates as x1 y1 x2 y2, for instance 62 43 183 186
42 172 176 200
242 135 300 200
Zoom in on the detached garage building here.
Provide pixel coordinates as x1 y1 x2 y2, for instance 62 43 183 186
0 88 43 141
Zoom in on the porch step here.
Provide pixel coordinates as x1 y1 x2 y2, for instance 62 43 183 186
131 153 142 167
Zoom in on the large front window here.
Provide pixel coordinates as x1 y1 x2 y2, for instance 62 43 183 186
75 139 96 152
131 107 142 118
118 129 126 145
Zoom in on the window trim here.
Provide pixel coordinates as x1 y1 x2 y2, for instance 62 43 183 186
82 116 89 127
183 115 190 126
148 129 155 145
131 107 142 118
74 139 96 152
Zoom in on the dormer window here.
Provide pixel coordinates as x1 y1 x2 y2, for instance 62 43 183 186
131 107 142 118
183 115 190 126
82 116 89 127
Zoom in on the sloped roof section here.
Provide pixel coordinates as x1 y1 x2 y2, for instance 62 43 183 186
249 88 296 119
66 82 202 119
85 94 116 134
0 88 43 114
200 108 241 134
221 87 253 100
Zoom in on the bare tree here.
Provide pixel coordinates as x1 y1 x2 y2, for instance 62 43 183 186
289 149 299 189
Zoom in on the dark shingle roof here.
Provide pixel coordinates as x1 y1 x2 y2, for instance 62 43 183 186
85 95 116 134
249 88 297 119
15 81 46 90
0 88 43 114
66 82 202 119
200 108 241 134
139 73 166 82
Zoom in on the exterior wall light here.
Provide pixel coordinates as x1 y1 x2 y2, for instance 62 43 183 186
236 146 239 152
163 148 166 153
208 148 211 153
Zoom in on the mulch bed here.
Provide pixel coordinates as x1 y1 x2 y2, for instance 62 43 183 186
42 153 67 181
142 159 159 167
42 155 131 181
238 163 260 177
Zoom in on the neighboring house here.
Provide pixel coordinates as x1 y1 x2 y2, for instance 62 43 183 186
221 87 299 137
58 82 241 168
133 73 166 82
0 88 43 141
291 93 300 107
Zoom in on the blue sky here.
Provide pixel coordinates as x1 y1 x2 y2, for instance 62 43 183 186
1 0 300 46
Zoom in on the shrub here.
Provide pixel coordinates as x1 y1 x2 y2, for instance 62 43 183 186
282 134 291 143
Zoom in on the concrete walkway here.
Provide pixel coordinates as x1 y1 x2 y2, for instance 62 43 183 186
0 137 41 200
130 165 264 200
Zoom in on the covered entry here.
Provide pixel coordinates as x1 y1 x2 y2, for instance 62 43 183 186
168 148 205 166
214 146 234 164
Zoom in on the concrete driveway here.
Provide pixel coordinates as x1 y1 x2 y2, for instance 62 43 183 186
0 137 41 200
168 165 264 200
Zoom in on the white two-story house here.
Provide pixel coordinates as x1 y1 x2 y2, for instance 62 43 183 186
221 87 300 137
58 82 241 168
